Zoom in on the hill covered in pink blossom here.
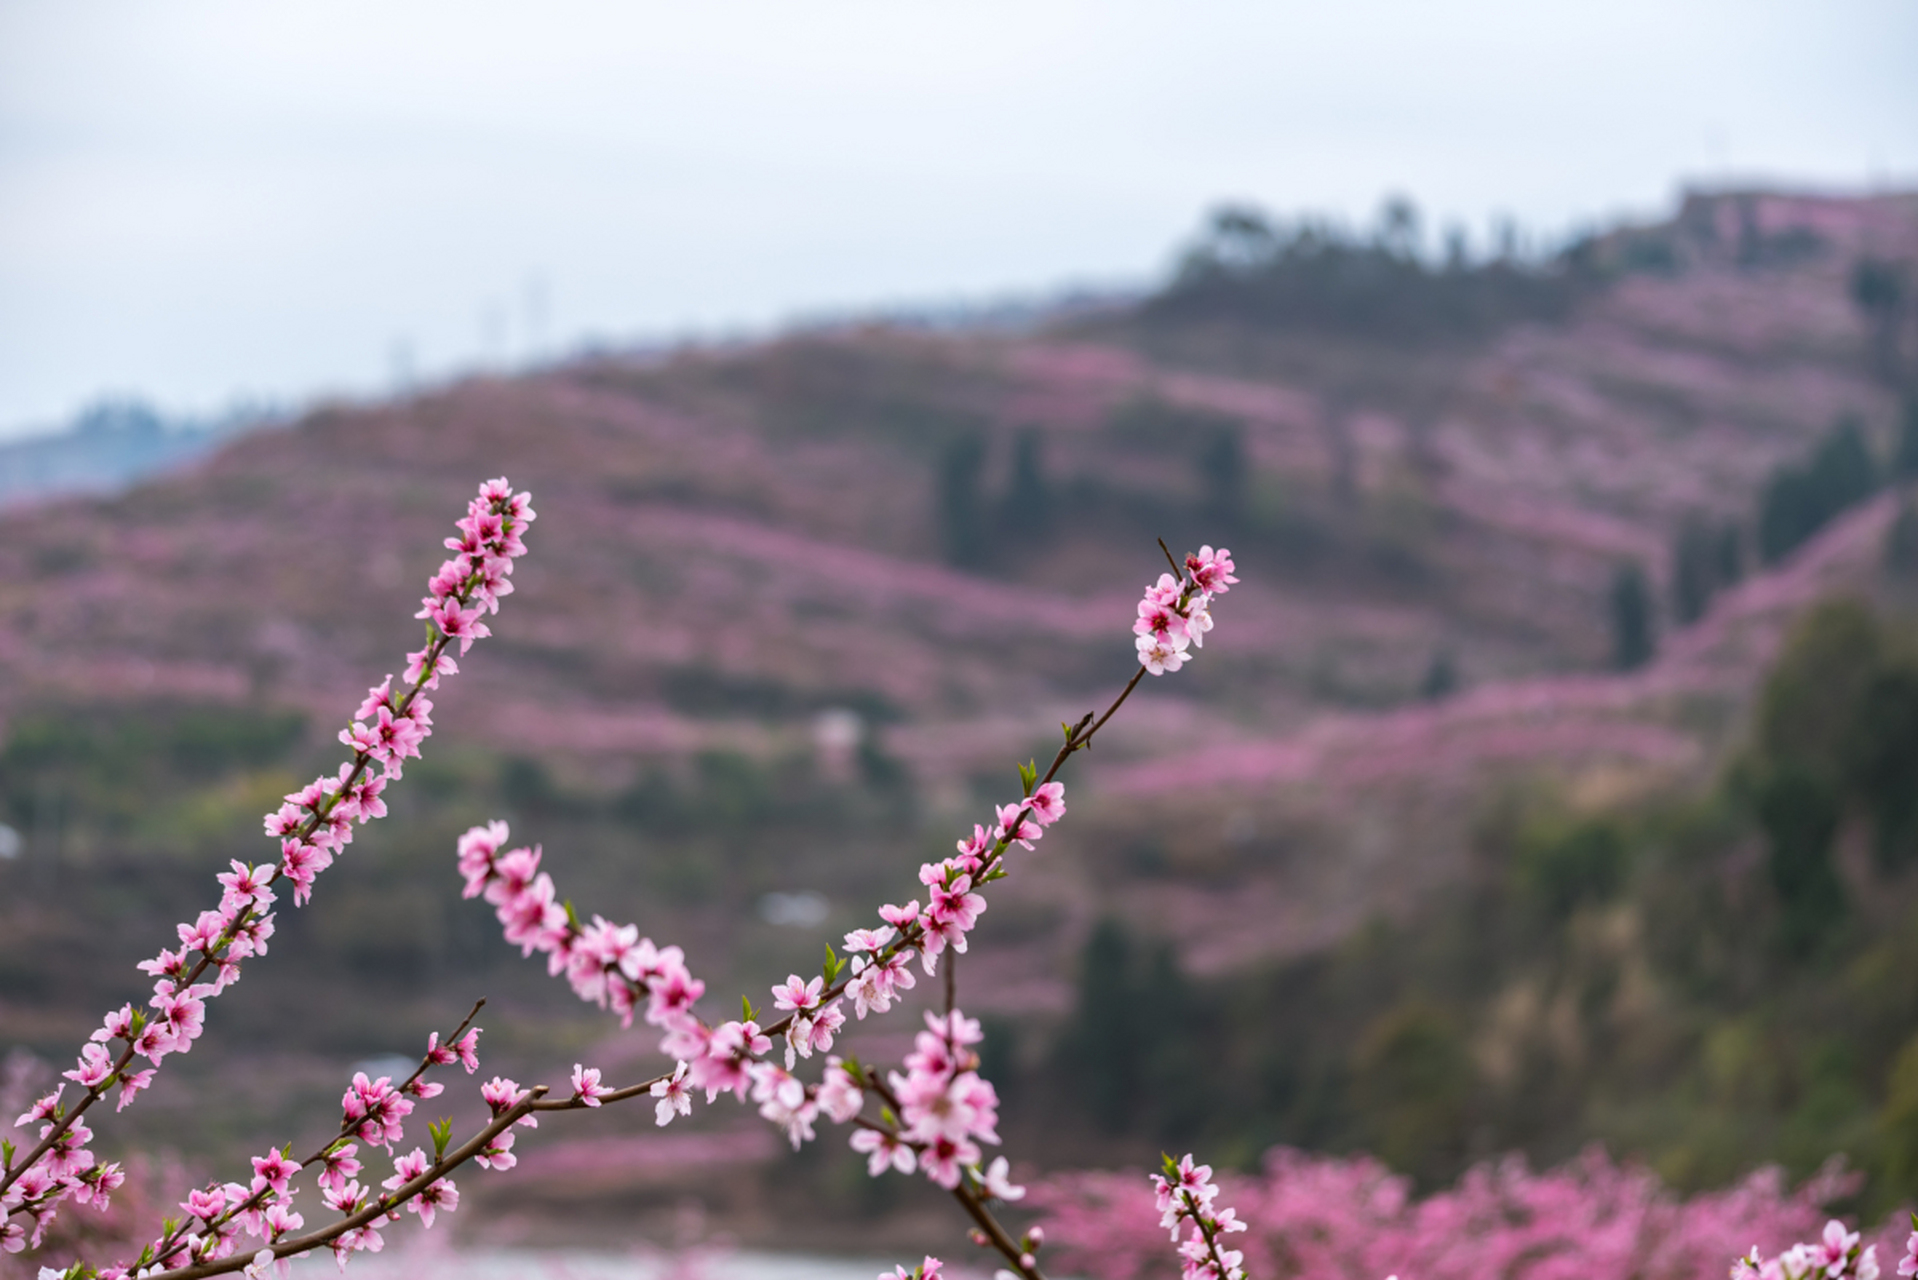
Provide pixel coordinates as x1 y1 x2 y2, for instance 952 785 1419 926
3 188 1918 1221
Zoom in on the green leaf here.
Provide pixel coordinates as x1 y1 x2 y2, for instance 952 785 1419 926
563 899 583 931
879 1105 898 1127
822 943 842 985
1018 759 1038 795
430 1117 453 1161
741 995 757 1023
1 1138 12 1170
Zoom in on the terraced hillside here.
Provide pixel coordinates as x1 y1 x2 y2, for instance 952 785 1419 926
2 189 1917 1221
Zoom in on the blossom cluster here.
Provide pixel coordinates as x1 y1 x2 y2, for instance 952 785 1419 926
46 1020 485 1279
1135 546 1235 675
440 542 1235 1276
7 525 1233 1279
455 821 707 1036
881 1257 945 1280
470 1073 545 1174
1735 1220 1883 1280
1034 1145 1901 1280
454 762 1065 1170
0 1107 124 1259
836 1013 1020 1205
1 478 532 1263
1152 1154 1248 1280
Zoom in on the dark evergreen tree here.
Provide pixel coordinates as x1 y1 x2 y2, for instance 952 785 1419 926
1137 943 1206 1143
1888 498 1918 579
1759 469 1819 564
1758 416 1884 564
1001 429 1052 536
1058 919 1139 1133
1673 515 1748 625
1420 649 1458 700
1713 521 1746 588
1672 517 1717 625
936 434 988 568
1609 562 1655 671
1894 399 1918 481
1197 424 1247 526
1851 258 1908 383
1809 415 1881 510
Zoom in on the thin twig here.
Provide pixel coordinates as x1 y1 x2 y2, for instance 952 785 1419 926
138 1000 490 1261
1 571 486 1201
157 1087 550 1280
953 1180 1046 1280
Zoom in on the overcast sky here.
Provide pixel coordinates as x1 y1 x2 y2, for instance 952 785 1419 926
1 0 1913 438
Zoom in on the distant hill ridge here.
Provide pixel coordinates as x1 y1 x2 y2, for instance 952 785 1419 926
0 400 262 508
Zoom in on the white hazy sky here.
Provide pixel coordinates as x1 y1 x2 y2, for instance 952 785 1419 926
2 0 1914 438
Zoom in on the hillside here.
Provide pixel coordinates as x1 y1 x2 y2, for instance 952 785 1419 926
3 187 1918 1232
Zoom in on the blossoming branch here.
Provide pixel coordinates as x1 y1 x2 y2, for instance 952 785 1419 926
5 502 1245 1280
2 478 535 1269
453 544 1241 1280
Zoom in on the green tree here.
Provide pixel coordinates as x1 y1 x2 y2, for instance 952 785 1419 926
1876 1035 1918 1199
1839 663 1918 870
1059 919 1139 1133
1755 766 1845 957
1754 598 1883 779
1517 818 1628 918
1350 1002 1473 1184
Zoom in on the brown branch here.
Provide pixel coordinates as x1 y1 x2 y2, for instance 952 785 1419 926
0 532 507 1201
135 1000 489 1259
77 535 1178 1269
953 1179 1045 1280
156 1087 549 1280
1157 537 1185 579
